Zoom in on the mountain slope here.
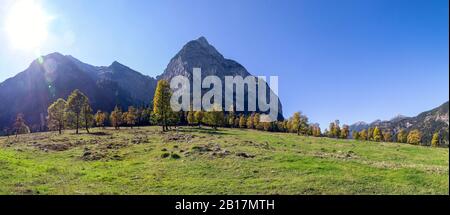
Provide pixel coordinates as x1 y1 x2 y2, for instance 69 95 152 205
0 53 157 132
158 37 283 119
350 101 449 145
0 36 284 132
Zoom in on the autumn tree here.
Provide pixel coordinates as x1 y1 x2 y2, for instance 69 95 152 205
246 113 255 129
81 100 93 133
311 124 321 137
367 127 374 141
228 111 235 128
290 112 301 134
328 120 340 138
13 113 30 137
431 132 439 147
407 129 422 145
187 111 195 126
359 129 368 141
234 117 240 128
126 106 137 128
94 110 107 128
110 106 123 129
194 111 204 128
382 130 392 142
239 115 247 128
397 129 407 143
203 105 224 130
301 117 310 135
47 98 66 134
141 108 152 126
372 126 382 142
340 124 350 139
65 89 90 134
352 130 360 140
167 111 181 128
253 113 263 130
153 80 173 131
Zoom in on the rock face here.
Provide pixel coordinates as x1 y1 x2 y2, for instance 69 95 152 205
0 52 157 132
349 101 449 145
158 37 283 119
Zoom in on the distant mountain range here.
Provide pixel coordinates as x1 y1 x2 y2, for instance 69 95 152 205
349 101 449 145
0 37 283 132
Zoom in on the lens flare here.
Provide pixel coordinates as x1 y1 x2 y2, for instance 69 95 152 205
5 0 52 51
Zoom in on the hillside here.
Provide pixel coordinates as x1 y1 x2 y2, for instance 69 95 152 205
0 37 283 133
0 127 448 194
0 53 157 133
350 101 449 146
158 37 283 119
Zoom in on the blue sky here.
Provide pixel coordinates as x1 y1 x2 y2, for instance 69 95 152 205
0 0 448 128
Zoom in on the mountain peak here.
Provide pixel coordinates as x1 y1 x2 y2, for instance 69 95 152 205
390 114 408 121
33 52 65 64
196 36 209 46
353 121 368 126
178 36 224 60
110 60 123 67
44 52 65 58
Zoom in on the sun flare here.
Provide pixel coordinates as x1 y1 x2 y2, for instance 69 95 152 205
5 0 52 51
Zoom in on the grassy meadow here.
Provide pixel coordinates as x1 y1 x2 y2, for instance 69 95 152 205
0 126 448 194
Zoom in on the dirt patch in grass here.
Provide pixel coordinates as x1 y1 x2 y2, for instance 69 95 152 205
362 160 449 174
163 132 195 143
313 150 358 160
89 131 110 136
236 152 255 158
187 143 251 158
130 136 148 144
105 142 128 149
33 142 72 151
242 140 274 150
81 146 122 161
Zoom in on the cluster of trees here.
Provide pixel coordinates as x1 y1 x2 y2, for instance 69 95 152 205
46 89 158 135
10 113 30 137
350 127 425 145
47 90 94 134
324 120 350 139
7 80 443 148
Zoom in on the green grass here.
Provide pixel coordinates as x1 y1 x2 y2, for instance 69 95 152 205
0 126 448 194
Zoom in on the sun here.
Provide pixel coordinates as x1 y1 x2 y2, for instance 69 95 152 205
5 0 52 51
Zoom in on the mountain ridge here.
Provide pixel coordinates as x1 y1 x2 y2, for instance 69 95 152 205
0 36 284 132
349 101 449 145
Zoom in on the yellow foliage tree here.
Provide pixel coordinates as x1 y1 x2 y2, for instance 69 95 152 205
48 98 66 134
407 129 422 145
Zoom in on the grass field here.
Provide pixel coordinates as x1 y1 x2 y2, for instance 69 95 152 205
0 126 448 194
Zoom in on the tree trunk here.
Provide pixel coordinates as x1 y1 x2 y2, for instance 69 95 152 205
76 113 79 134
85 116 90 133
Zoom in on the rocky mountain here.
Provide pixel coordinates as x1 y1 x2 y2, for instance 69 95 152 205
348 121 369 132
0 52 157 133
350 101 449 145
0 36 284 133
158 37 283 119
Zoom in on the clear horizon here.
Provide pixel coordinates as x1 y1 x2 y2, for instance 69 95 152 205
0 0 448 128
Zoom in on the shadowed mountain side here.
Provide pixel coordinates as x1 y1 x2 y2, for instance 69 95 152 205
0 52 157 132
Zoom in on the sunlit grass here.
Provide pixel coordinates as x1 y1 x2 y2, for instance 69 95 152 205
0 126 448 194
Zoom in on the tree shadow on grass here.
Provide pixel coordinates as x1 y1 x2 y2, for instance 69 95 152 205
176 127 232 135
88 131 110 136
